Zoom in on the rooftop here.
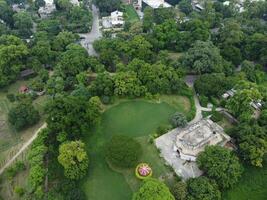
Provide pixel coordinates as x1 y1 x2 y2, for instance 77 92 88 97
143 0 172 9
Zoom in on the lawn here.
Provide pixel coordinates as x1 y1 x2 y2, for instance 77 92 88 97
81 98 189 200
123 4 139 23
223 159 267 200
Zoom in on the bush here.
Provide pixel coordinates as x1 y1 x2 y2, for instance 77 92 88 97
6 161 26 180
14 186 24 197
172 181 187 200
156 124 171 136
210 111 223 122
105 135 142 168
170 112 187 128
199 95 208 107
6 93 16 102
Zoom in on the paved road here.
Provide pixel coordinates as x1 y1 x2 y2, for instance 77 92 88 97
79 4 102 55
0 123 47 175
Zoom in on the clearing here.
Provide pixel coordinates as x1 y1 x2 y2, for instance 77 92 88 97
81 96 191 200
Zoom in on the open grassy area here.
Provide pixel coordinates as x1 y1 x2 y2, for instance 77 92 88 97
0 80 48 167
123 4 139 23
81 97 189 200
223 159 267 200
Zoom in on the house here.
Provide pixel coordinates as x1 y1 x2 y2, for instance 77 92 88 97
102 10 125 29
222 89 236 99
175 119 231 161
19 85 29 93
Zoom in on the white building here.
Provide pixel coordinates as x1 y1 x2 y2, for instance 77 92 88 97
175 119 231 161
38 0 56 18
142 0 172 9
102 10 125 29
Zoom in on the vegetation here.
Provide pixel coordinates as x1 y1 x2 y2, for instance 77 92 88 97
132 178 175 200
105 135 142 168
58 140 89 180
197 146 243 189
170 112 187 128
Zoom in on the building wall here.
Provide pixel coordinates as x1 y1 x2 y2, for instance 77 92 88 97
180 152 197 161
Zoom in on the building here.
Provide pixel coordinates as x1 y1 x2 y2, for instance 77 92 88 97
175 119 231 161
141 0 172 10
102 10 125 29
38 0 56 18
20 69 35 78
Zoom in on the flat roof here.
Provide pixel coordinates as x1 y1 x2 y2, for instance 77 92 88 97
143 0 172 9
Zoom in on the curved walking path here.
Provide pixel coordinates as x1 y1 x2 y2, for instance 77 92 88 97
0 123 47 175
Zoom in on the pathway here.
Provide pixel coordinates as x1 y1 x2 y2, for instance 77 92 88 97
0 123 47 175
79 4 102 55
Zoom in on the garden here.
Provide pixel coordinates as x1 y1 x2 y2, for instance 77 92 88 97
81 96 191 200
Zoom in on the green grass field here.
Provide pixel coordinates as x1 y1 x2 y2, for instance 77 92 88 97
81 98 188 200
223 159 267 200
123 5 139 23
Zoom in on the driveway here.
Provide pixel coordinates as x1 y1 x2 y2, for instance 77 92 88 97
79 4 102 55
155 128 202 180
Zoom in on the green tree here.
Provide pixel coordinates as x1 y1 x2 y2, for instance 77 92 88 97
52 31 79 51
94 0 120 15
0 35 28 87
105 135 142 168
258 109 267 126
178 0 193 15
13 11 33 38
197 146 243 189
187 177 221 200
226 88 262 121
170 112 187 128
172 181 187 200
143 7 154 32
133 178 175 200
58 141 89 180
181 41 225 74
8 101 40 131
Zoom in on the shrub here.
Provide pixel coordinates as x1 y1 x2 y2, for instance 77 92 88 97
156 124 171 136
172 181 187 200
6 161 26 180
105 135 142 168
6 93 16 102
14 186 24 197
199 95 208 107
170 112 187 128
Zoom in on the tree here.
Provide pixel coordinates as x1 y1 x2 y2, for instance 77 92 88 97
181 41 226 74
45 96 101 142
187 177 221 200
58 141 89 180
132 178 175 200
170 112 187 128
31 40 55 65
226 88 262 121
178 0 193 15
143 7 154 32
105 135 142 168
94 0 120 15
8 101 40 131
13 11 33 38
0 35 28 87
197 146 243 189
233 124 267 167
241 60 264 83
258 109 267 126
52 31 79 51
0 0 14 26
172 181 187 200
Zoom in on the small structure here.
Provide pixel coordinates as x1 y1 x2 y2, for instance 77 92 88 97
20 69 34 78
175 119 230 161
38 0 56 18
191 0 204 11
102 10 125 29
19 85 29 93
222 89 236 99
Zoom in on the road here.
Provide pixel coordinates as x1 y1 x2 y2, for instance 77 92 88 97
79 4 102 55
0 123 47 175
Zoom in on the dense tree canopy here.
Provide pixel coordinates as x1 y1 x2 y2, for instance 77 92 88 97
133 178 175 200
94 0 120 15
197 146 243 189
8 101 40 131
187 177 221 200
58 140 89 180
181 41 227 74
13 11 33 38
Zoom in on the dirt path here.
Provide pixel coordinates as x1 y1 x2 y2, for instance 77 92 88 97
0 123 47 175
